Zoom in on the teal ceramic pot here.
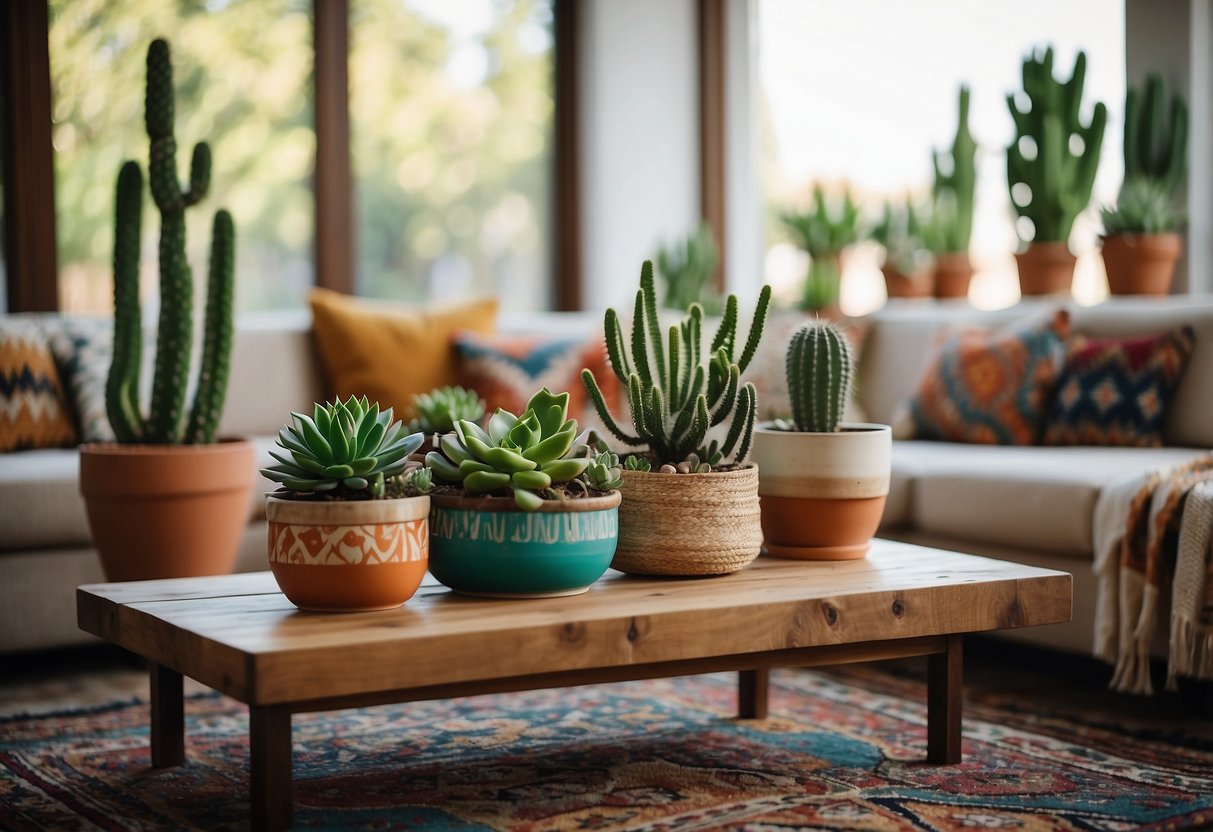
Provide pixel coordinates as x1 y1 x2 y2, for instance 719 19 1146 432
429 491 622 597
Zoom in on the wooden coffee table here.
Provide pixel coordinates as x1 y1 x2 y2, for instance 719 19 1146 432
78 539 1070 831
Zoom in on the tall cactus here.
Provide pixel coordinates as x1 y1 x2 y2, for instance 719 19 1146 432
1006 47 1108 244
931 84 977 253
105 38 235 445
786 321 853 434
582 261 771 467
1124 72 1188 196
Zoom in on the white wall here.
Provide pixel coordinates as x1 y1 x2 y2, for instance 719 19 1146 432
579 0 699 311
725 0 763 304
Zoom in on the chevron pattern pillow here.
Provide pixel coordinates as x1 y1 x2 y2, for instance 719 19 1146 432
0 318 77 452
1042 327 1196 447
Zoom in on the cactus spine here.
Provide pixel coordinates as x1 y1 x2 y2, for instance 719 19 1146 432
106 38 235 445
787 322 853 434
1006 47 1108 245
582 261 771 467
931 84 977 253
1123 72 1188 196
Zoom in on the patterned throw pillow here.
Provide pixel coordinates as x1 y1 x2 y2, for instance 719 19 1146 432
900 309 1069 445
44 316 116 443
1042 327 1196 447
0 318 78 452
454 332 622 428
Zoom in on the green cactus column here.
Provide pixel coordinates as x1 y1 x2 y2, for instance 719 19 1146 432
106 162 145 443
787 322 853 434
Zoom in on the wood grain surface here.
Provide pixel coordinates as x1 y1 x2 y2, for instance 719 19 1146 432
78 540 1071 705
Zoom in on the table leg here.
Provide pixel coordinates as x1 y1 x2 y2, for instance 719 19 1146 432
250 705 293 832
927 634 963 763
150 663 184 767
738 668 769 719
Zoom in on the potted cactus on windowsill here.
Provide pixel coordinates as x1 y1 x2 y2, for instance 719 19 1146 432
928 85 977 300
582 261 771 576
1101 73 1188 296
871 198 933 299
260 397 431 611
422 388 622 597
1006 47 1107 296
750 321 891 560
79 38 254 583
781 186 861 315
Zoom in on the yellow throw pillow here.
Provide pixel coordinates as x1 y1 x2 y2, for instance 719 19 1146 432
309 288 498 420
0 318 77 452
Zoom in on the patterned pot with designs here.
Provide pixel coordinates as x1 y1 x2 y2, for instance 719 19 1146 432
265 494 429 612
428 491 621 598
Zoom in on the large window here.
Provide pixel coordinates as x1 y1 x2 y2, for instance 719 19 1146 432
350 0 553 310
758 0 1125 313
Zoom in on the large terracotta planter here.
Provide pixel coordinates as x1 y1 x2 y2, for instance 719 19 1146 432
933 252 973 299
428 491 620 597
751 423 891 560
612 465 762 576
266 494 429 611
1015 242 1076 296
79 440 255 582
1102 232 1181 296
881 264 932 299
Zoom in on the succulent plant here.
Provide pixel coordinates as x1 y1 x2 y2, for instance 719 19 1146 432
261 396 424 498
930 85 977 254
1124 72 1187 197
1101 177 1186 236
624 455 652 473
786 321 854 433
581 448 623 492
1006 47 1108 245
781 186 861 312
655 221 722 315
107 38 235 445
424 388 596 510
582 260 770 468
409 386 486 435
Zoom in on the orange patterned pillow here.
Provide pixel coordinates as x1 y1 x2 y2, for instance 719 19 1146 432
901 309 1069 445
309 289 498 421
0 318 77 452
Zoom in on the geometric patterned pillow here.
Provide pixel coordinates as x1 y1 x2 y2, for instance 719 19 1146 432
901 308 1070 445
43 316 116 443
1041 327 1196 447
0 318 78 452
453 331 623 431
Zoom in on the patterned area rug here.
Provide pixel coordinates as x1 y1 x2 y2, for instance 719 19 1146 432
1 660 1211 831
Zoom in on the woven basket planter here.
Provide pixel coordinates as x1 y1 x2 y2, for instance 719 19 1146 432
613 464 762 576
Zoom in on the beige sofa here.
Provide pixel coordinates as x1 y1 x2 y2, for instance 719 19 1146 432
1 297 1210 656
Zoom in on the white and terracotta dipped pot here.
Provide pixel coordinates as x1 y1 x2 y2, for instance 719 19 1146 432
751 422 891 560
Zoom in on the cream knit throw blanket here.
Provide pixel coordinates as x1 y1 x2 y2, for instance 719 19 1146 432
1093 454 1213 694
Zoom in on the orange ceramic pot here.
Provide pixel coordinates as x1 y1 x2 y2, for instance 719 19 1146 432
79 440 255 582
932 252 973 300
881 264 932 299
265 494 429 612
750 422 891 560
1101 232 1181 296
1015 242 1076 296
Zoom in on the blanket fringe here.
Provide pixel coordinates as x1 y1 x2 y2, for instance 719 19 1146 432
1111 577 1157 695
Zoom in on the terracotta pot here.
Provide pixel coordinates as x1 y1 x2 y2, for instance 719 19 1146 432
613 465 762 576
79 440 255 582
1015 242 1076 296
1101 232 1182 296
750 422 891 560
932 252 973 300
429 491 620 597
881 264 932 299
266 494 429 612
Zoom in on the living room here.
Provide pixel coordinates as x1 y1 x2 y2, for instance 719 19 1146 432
2 0 1212 829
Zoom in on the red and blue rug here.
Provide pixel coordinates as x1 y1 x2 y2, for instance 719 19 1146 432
1 660 1211 830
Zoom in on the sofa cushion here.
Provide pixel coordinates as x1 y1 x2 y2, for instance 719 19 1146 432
896 441 1209 558
899 308 1069 445
0 319 77 452
309 288 498 422
1042 327 1196 447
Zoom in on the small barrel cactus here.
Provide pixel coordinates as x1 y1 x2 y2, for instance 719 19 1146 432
261 396 424 498
409 386 486 435
424 388 594 510
786 321 854 433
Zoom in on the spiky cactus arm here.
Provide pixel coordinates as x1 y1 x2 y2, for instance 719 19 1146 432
184 210 235 444
581 369 643 446
106 161 145 443
1124 73 1188 196
932 85 977 252
639 261 666 391
735 284 771 373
